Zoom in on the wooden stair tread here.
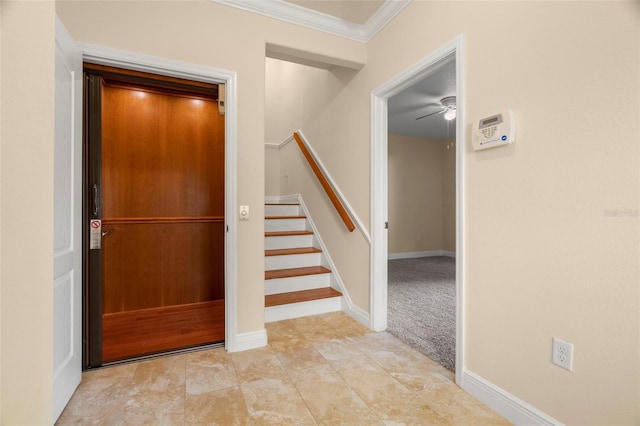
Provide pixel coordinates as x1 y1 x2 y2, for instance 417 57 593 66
265 215 306 220
265 266 330 280
265 230 313 237
265 247 322 257
265 287 342 307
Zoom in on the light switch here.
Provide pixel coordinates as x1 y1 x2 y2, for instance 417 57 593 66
239 205 249 221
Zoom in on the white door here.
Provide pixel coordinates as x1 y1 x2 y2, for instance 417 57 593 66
53 16 82 422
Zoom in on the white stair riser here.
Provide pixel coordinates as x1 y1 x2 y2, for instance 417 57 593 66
266 204 300 216
265 253 322 271
265 218 307 232
265 234 314 250
265 273 330 295
265 297 342 323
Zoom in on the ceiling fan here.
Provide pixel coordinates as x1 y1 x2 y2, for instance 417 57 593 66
415 96 456 121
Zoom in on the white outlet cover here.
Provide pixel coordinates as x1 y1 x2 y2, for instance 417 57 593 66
552 337 574 371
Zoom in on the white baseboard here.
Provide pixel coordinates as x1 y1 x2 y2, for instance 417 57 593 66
342 302 370 329
265 297 342 323
265 194 300 204
264 193 371 332
226 329 267 353
461 370 563 426
388 250 456 260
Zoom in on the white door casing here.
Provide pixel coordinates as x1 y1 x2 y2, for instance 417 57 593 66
53 16 83 422
77 43 243 351
370 35 465 385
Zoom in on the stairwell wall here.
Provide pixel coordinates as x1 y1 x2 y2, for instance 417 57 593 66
266 58 372 312
265 146 281 196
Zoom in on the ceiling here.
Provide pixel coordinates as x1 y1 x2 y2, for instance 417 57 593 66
212 0 409 42
274 0 457 140
282 0 385 24
218 0 455 140
388 58 457 140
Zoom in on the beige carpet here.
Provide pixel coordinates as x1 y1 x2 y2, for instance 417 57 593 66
387 256 456 371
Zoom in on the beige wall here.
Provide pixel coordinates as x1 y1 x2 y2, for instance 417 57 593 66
1 1 56 423
0 1 3 418
367 2 638 423
387 133 456 255
1 0 638 423
442 137 455 252
269 2 639 423
264 146 280 196
388 133 445 254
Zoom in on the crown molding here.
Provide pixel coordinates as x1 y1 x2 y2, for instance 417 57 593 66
363 0 411 41
210 0 410 43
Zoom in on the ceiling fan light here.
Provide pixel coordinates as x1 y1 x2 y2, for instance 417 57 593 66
444 108 456 121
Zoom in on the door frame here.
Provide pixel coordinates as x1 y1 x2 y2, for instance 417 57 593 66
370 35 465 385
79 43 239 353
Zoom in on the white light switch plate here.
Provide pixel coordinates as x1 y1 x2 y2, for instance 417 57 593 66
239 205 249 221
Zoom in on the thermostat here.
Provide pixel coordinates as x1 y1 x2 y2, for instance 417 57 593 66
472 110 516 151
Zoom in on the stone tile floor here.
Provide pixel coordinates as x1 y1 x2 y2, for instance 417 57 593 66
57 312 510 425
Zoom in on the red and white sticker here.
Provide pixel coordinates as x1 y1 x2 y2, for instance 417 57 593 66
90 219 101 249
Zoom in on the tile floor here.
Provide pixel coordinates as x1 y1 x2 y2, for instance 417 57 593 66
57 312 510 425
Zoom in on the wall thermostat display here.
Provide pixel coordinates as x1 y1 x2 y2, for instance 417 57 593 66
472 110 516 151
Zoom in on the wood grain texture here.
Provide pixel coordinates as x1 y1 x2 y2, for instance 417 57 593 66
293 132 355 232
265 266 331 280
84 63 219 98
265 230 314 237
101 82 224 218
99 80 226 355
102 221 224 313
265 288 342 307
265 247 322 256
102 300 224 362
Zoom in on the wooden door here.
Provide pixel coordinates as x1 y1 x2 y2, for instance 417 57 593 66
85 65 225 364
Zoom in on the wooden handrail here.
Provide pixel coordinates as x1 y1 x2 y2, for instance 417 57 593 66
293 132 356 232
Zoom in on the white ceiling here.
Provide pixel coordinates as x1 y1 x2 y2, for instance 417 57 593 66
388 58 457 140
212 0 409 42
283 0 385 24
272 0 456 140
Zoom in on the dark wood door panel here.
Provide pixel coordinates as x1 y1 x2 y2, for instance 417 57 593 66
85 66 226 365
102 299 225 362
102 220 224 313
101 83 225 219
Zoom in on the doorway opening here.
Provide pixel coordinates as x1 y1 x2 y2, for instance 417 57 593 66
386 55 457 372
370 36 465 384
83 63 228 367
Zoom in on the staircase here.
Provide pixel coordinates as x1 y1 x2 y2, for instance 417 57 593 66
264 200 343 323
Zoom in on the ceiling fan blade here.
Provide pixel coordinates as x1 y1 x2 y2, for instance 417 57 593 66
415 108 445 120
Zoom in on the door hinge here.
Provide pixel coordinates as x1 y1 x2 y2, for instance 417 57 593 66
226 225 229 232
385 222 389 229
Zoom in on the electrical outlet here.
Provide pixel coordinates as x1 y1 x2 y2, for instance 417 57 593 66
552 337 574 371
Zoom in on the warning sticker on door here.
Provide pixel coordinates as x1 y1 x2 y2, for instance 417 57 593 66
90 219 101 249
